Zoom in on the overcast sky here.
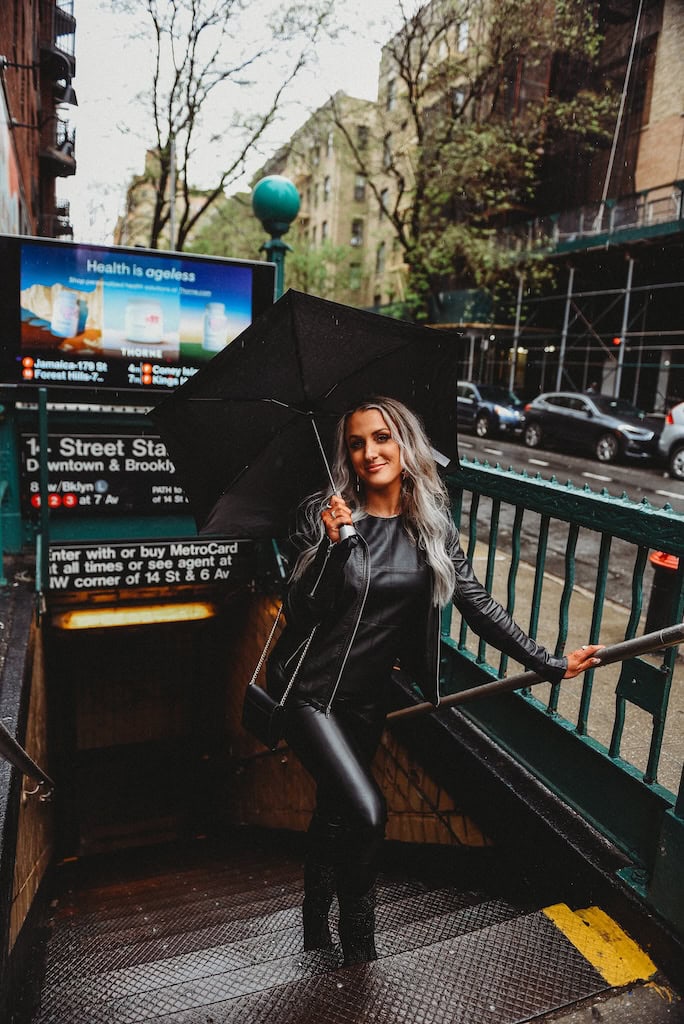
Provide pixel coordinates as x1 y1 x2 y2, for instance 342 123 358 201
62 0 406 245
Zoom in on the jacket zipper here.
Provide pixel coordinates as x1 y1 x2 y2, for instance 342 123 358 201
325 536 371 716
433 609 441 708
283 636 310 673
308 543 333 598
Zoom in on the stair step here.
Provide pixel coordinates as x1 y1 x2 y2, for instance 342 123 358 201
29 835 615 1024
35 909 605 1024
40 878 470 982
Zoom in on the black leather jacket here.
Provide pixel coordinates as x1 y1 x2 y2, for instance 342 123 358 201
267 530 567 712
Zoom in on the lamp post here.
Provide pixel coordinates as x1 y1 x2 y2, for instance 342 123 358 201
251 175 300 299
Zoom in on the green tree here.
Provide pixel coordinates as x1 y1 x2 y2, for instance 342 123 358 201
113 0 333 251
285 241 356 300
332 0 615 317
187 192 265 262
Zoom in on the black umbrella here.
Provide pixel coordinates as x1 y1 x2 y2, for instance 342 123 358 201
151 289 461 538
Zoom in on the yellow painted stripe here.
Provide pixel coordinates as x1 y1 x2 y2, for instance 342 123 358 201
544 903 657 987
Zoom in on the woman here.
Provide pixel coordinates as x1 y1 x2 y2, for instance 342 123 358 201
267 396 601 966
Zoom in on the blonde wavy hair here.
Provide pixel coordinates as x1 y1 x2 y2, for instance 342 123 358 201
291 397 458 606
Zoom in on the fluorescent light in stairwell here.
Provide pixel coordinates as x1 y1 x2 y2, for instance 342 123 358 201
51 602 217 630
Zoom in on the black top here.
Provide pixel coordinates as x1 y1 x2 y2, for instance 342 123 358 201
334 514 430 701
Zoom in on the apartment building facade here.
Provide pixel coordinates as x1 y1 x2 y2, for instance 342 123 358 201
358 0 683 408
258 93 379 306
504 0 684 408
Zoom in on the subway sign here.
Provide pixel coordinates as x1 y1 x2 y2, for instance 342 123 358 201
19 430 186 515
48 537 254 593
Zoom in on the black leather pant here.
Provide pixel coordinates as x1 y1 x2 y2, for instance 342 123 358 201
285 698 387 897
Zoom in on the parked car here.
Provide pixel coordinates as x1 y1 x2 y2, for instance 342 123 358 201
522 391 659 463
658 401 684 479
456 381 524 438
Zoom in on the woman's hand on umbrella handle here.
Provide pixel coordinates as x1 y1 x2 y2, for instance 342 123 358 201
563 644 604 678
322 495 354 544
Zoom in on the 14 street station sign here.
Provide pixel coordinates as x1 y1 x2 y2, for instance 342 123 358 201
20 431 187 515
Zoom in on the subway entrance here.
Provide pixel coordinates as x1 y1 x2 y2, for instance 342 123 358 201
45 598 245 858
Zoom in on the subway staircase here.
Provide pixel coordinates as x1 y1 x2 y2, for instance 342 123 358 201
17 830 667 1024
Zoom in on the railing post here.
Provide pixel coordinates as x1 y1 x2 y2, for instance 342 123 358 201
675 180 684 222
613 256 634 397
508 273 524 392
37 388 50 612
555 265 575 390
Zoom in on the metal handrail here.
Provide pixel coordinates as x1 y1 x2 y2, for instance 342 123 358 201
0 720 54 793
388 623 684 721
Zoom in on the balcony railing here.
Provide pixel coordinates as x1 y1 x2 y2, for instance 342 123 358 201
39 117 76 163
40 0 76 71
502 181 684 255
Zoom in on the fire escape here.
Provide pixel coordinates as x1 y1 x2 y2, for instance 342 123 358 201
0 0 78 236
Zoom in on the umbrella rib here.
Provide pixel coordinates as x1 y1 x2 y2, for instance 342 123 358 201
175 397 313 416
310 417 337 493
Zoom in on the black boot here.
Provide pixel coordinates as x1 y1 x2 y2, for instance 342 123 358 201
338 886 378 966
302 858 335 950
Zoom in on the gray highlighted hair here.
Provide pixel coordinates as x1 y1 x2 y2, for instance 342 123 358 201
291 396 458 606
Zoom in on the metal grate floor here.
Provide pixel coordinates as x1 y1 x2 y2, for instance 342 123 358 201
28 833 608 1024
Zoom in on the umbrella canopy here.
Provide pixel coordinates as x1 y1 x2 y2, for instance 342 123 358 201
151 289 461 537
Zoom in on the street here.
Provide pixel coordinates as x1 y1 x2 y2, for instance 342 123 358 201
458 432 683 515
455 431 683 609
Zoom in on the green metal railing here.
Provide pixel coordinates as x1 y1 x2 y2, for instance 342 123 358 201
442 457 684 932
502 180 684 255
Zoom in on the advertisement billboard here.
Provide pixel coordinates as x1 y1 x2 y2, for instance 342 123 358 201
0 235 275 395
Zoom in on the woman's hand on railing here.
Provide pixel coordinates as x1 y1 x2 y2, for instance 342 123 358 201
563 644 604 678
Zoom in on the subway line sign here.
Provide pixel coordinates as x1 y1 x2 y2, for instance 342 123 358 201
20 431 187 515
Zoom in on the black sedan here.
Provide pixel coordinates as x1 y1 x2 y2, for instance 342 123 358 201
522 391 659 463
456 381 525 438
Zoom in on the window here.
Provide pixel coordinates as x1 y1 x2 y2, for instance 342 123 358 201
375 241 386 275
351 219 364 246
354 174 366 202
349 263 362 291
380 188 389 220
386 78 396 111
357 124 369 151
313 183 319 207
321 221 329 241
311 226 317 245
458 20 469 52
383 133 392 170
323 175 331 201
547 395 571 408
326 130 334 156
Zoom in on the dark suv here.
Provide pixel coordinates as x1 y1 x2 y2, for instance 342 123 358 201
456 382 524 438
522 391 659 463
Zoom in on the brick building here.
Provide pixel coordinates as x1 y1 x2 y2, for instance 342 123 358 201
494 0 684 410
0 0 77 237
